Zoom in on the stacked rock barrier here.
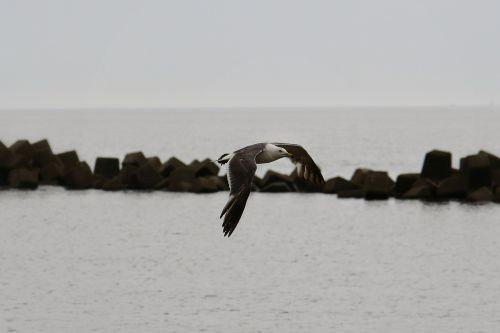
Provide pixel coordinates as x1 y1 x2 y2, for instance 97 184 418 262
1 139 499 203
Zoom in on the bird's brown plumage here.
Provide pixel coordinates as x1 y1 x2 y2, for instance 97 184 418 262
219 142 324 237
273 143 325 185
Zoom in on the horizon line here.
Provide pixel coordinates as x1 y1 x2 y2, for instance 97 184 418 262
0 103 498 111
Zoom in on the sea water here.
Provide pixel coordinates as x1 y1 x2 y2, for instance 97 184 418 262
1 107 500 332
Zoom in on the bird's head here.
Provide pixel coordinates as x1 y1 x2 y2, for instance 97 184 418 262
276 147 293 159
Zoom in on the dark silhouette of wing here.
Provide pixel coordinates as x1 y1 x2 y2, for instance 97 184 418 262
273 143 325 185
220 151 258 237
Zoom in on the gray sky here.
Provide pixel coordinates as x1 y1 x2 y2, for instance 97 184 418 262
1 0 499 108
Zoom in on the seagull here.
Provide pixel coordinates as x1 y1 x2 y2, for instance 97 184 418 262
216 143 325 237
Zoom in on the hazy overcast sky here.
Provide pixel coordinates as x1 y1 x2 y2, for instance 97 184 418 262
1 0 499 108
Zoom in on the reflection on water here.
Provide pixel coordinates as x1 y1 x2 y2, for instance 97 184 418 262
2 189 500 332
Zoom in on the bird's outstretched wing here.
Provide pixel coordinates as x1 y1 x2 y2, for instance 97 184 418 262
273 143 325 185
220 151 258 237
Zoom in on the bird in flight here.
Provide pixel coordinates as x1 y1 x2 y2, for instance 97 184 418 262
216 143 325 237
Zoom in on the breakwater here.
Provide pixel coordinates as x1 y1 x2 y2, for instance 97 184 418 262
1 139 499 203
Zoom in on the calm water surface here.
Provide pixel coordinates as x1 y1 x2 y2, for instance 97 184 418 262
1 107 499 177
1 108 500 332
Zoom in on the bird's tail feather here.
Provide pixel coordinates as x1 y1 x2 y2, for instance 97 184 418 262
215 153 231 165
